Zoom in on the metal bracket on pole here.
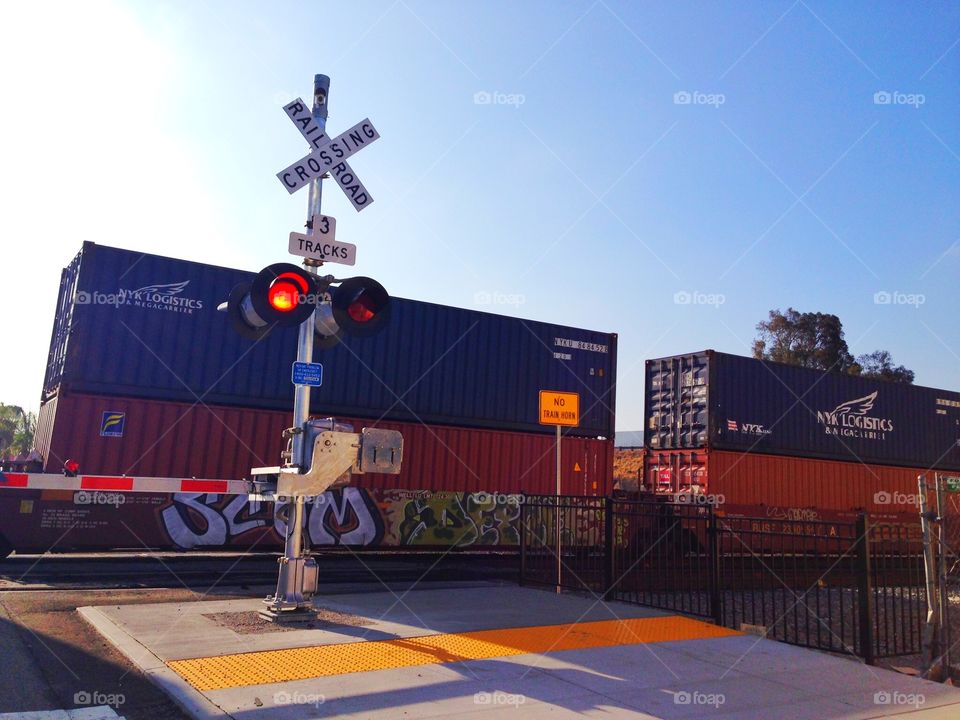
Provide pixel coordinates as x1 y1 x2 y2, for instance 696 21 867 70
934 474 953 679
918 475 942 679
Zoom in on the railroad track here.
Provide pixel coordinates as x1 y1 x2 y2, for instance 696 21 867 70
0 551 518 591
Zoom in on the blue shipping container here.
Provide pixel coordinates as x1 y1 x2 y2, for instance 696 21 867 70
43 243 617 438
645 350 960 471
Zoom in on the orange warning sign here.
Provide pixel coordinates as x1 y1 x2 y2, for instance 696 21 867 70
539 391 580 427
574 462 582 472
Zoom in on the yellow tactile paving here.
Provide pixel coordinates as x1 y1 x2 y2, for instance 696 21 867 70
168 615 740 691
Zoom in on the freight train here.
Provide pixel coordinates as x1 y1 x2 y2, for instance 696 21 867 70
4 244 958 556
641 350 960 526
0 242 617 556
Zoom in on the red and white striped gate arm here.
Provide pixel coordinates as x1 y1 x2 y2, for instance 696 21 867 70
0 472 254 495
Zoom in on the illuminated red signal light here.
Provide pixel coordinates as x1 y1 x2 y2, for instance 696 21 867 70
220 263 320 340
268 280 300 312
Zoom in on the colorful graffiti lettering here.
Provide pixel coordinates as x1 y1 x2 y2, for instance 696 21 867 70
306 488 384 546
161 493 273 549
385 492 521 547
159 488 523 550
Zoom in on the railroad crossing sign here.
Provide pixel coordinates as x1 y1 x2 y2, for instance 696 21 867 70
288 214 357 265
279 98 378 211
539 390 580 427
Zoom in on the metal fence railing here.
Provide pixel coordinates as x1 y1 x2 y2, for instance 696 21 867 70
716 514 864 657
520 495 607 594
608 499 717 620
519 495 928 664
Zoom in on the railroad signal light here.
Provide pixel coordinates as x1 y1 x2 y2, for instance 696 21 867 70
220 263 392 345
313 276 391 348
220 263 319 340
63 459 79 477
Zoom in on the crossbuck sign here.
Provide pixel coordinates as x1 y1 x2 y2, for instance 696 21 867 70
278 99 378 211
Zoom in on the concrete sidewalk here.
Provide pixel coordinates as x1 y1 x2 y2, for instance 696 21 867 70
81 584 960 719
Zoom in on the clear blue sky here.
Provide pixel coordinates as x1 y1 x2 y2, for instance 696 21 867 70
1 0 957 432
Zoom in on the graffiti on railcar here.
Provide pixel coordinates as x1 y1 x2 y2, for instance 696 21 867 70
305 488 384 546
383 491 522 547
161 493 274 549
157 488 524 550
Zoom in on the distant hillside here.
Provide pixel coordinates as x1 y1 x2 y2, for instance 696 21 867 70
613 448 643 492
614 430 644 448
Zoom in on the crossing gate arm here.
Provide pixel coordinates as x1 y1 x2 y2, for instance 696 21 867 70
0 472 255 496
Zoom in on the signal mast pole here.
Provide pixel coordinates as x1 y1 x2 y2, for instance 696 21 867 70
266 74 330 617
293 74 329 470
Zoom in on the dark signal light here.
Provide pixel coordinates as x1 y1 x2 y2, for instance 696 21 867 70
331 277 391 337
347 296 376 323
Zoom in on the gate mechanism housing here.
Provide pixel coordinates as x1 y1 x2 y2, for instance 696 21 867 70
252 418 403 498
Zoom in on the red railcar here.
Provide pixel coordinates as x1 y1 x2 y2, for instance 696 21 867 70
0 392 612 555
643 448 928 517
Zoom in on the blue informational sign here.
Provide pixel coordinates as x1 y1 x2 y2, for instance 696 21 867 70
292 361 323 387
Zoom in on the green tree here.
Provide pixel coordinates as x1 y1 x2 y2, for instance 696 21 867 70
752 308 855 373
0 404 37 457
752 310 914 383
853 350 915 384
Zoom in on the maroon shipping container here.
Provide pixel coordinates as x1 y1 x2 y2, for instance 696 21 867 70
36 392 612 496
643 448 929 517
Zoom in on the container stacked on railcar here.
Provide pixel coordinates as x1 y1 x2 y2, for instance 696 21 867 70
643 350 960 518
43 243 616 437
5 243 617 554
